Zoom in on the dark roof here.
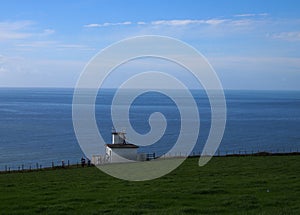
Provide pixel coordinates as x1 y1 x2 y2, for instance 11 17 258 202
106 144 139 149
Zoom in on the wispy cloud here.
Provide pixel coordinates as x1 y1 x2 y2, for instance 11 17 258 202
84 19 228 28
234 13 268 17
235 13 256 17
83 15 272 30
271 31 300 41
79 16 300 50
16 40 93 50
0 20 34 41
84 21 132 28
151 19 227 26
83 23 101 28
56 44 90 49
16 41 57 48
0 21 55 41
0 54 85 87
230 19 256 26
39 29 55 36
0 20 34 30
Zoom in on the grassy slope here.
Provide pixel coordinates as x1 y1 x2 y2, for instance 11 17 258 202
1 156 300 214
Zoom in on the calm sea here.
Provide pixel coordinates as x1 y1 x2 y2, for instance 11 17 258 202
0 88 300 169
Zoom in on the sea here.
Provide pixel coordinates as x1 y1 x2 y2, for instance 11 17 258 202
0 88 300 170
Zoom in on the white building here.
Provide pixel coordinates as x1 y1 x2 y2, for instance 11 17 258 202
105 131 139 163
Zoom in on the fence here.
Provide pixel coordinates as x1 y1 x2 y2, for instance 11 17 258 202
2 149 300 173
0 159 93 173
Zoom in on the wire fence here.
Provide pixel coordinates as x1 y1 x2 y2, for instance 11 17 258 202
1 149 300 173
0 159 92 173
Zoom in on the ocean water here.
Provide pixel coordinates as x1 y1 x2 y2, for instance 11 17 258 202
0 88 300 169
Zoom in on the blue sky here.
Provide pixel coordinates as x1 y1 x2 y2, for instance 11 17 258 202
0 0 300 89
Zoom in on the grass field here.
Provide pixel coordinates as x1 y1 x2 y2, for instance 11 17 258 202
1 155 300 214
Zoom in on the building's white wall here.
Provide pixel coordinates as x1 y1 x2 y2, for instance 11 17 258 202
137 153 147 161
92 155 105 165
105 146 137 163
112 133 125 144
105 147 112 163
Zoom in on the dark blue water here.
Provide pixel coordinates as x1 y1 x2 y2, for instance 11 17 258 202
0 88 300 169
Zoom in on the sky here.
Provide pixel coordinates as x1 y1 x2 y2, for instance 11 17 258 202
0 0 300 90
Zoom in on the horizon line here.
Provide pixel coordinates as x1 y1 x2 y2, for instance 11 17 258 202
0 86 299 92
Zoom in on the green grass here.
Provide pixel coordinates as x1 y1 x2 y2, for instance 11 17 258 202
1 156 300 214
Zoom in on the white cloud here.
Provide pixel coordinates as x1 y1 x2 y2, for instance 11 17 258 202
208 56 300 90
151 19 227 26
271 31 300 41
56 44 94 50
234 13 268 17
0 20 34 41
0 55 85 87
16 41 58 48
234 13 256 17
0 55 6 74
258 13 269 16
210 56 300 69
83 23 102 28
0 20 34 30
84 21 132 28
40 29 55 36
15 40 93 50
230 19 255 26
0 21 55 41
205 19 227 25
84 19 227 28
